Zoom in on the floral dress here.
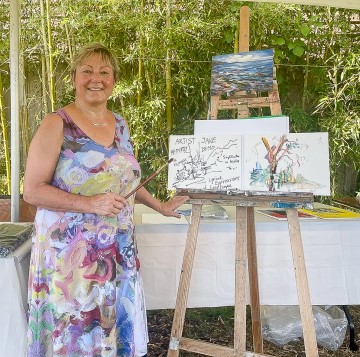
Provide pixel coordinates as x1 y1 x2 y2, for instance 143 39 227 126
27 109 148 357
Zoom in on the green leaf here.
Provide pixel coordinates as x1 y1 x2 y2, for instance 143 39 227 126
274 36 285 45
274 48 285 63
293 45 305 57
288 42 296 50
294 39 305 46
309 15 318 22
224 31 234 43
300 23 311 37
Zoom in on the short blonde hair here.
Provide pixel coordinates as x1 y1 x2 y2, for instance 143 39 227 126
71 43 119 82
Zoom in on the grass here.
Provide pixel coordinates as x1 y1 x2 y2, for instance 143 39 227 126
0 174 10 195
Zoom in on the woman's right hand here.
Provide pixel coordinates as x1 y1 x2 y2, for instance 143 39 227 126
90 192 129 217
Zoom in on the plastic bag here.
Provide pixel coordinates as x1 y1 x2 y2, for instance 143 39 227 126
261 305 348 351
0 223 33 257
201 205 228 220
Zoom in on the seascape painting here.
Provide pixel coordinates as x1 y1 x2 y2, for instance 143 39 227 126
210 49 274 96
242 133 330 196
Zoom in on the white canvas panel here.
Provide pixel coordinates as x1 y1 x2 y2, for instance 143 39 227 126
194 116 289 136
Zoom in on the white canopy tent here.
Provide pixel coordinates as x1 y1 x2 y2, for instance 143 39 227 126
10 0 20 222
8 0 360 221
251 0 360 10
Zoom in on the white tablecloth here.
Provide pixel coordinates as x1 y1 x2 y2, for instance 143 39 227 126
134 204 360 309
1 204 360 355
0 234 31 357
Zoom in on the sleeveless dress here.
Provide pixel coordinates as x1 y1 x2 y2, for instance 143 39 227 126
27 109 148 357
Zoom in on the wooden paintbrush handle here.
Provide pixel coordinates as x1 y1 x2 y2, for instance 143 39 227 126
124 159 173 199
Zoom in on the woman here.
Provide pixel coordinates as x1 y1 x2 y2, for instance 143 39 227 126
24 43 188 357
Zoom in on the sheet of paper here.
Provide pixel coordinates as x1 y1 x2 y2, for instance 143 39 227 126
168 132 330 196
242 132 330 195
168 135 242 191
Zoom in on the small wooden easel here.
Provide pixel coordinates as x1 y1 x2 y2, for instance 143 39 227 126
209 6 282 120
167 6 319 357
209 69 282 119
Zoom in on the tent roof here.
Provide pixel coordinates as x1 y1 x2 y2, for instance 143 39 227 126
250 0 360 10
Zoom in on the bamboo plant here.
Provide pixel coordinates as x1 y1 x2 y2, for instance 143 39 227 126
0 72 11 194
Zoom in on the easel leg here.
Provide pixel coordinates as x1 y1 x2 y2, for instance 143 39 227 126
210 96 220 119
234 206 248 352
167 204 202 357
286 208 319 357
247 207 263 353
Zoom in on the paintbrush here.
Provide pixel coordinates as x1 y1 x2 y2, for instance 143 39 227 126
125 158 174 199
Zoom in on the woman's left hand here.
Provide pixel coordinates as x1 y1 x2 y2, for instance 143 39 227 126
159 195 189 218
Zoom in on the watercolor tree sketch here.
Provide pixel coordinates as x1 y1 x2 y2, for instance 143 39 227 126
168 135 242 191
210 49 274 96
242 133 330 195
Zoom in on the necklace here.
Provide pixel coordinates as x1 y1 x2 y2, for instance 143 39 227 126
74 102 108 127
92 121 108 127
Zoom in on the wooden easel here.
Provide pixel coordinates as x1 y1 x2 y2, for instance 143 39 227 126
209 70 282 119
167 5 319 357
167 191 318 357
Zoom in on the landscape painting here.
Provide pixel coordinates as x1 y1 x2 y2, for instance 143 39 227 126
242 133 330 195
210 49 274 96
168 135 242 191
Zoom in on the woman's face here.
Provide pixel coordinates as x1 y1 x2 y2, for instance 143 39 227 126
73 52 115 105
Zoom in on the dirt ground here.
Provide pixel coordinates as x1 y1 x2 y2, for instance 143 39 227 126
146 306 360 356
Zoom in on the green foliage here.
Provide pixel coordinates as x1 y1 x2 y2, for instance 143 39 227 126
315 52 360 196
0 1 359 199
283 104 320 133
0 175 8 195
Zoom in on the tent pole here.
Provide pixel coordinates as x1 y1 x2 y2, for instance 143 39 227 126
10 0 21 222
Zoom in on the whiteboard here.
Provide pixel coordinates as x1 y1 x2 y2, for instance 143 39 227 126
194 116 289 136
